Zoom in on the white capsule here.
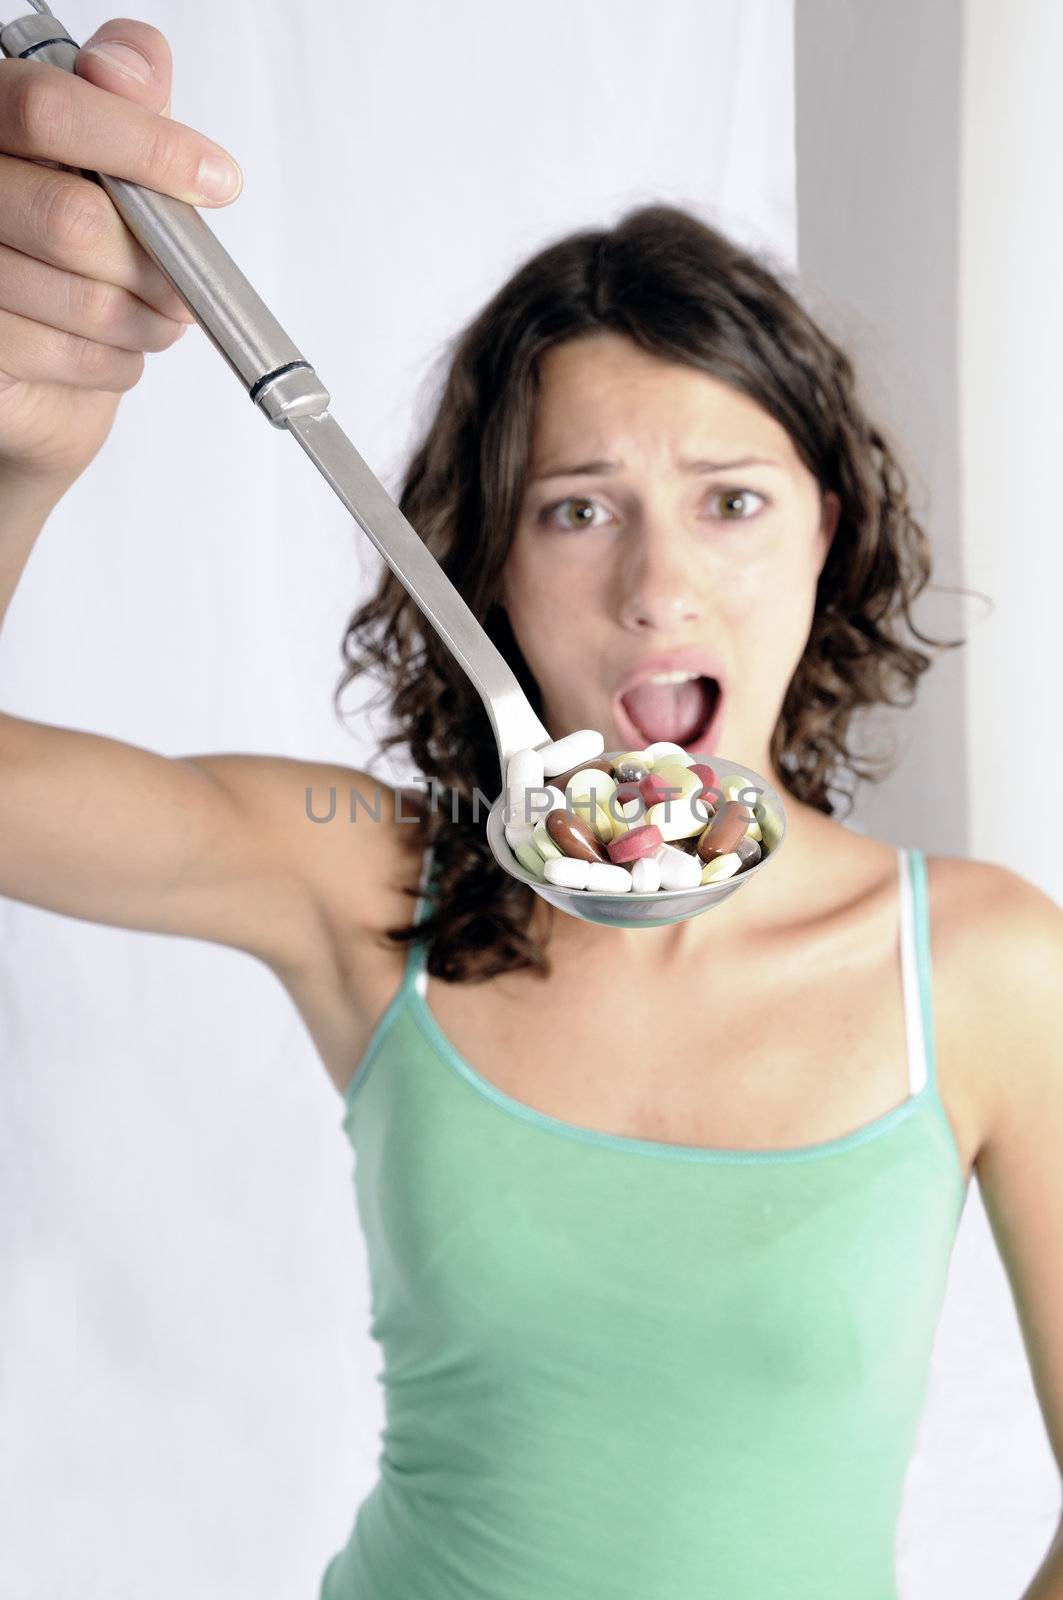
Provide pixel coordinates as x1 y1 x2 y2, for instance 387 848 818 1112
507 783 565 828
543 856 591 889
504 820 536 850
502 784 532 827
537 729 606 778
642 740 690 764
630 856 662 893
585 861 633 894
654 843 702 889
506 747 546 791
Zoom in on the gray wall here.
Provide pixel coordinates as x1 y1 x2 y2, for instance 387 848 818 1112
795 0 969 853
795 6 1062 1595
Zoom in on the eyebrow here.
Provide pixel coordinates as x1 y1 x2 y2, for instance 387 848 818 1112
527 455 786 483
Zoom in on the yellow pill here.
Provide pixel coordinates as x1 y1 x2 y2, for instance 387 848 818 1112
647 794 712 841
652 761 704 801
609 797 644 842
699 852 743 883
532 820 563 860
721 775 763 807
515 841 547 878
570 798 615 843
566 767 618 807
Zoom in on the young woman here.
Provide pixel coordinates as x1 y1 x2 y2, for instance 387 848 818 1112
1 20 1060 1600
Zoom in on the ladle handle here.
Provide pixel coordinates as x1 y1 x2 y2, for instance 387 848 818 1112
0 7 552 775
0 8 328 425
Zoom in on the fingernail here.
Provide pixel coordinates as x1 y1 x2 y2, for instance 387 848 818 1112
196 152 243 202
81 42 153 83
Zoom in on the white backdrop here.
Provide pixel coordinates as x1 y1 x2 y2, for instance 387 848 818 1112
0 3 798 1596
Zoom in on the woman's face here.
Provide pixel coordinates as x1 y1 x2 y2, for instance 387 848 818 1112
500 332 839 784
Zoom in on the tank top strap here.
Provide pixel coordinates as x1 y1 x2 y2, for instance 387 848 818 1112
897 846 938 1099
400 839 436 998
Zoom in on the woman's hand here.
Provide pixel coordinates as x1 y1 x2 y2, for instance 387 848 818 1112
0 18 243 496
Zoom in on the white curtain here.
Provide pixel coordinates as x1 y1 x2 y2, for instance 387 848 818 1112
0 2 796 1594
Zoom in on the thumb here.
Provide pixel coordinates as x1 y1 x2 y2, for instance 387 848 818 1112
75 18 173 117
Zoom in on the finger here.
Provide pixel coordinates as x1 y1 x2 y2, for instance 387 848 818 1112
0 304 146 393
73 18 172 118
0 57 242 206
0 153 196 324
0 240 188 354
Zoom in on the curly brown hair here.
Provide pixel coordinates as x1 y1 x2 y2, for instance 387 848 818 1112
333 203 963 985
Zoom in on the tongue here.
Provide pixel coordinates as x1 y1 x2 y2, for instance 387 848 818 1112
620 678 714 744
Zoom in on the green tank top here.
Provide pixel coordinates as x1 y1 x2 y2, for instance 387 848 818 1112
321 845 968 1600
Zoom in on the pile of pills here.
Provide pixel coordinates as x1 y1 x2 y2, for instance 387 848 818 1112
499 728 781 895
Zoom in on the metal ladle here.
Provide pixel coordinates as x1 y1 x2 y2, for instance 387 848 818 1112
0 3 787 929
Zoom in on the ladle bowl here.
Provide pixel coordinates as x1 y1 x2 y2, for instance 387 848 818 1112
486 754 787 929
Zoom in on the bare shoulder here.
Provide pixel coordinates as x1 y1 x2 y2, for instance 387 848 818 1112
184 750 430 966
923 852 1063 1157
926 855 1063 1481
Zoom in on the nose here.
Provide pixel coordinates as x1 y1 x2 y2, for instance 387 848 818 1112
616 523 704 632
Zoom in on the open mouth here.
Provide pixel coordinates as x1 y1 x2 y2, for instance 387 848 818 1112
615 674 724 753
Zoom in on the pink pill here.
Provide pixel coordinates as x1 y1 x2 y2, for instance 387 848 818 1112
639 773 682 807
689 763 717 795
607 823 663 864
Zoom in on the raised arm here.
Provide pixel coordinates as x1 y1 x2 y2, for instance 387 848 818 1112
0 22 411 976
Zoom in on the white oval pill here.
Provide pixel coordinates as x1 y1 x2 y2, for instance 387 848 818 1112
504 820 536 850
586 861 633 893
537 729 606 777
543 856 591 889
630 856 662 893
654 843 702 889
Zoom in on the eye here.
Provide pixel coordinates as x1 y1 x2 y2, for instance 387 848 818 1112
707 488 766 520
537 496 609 531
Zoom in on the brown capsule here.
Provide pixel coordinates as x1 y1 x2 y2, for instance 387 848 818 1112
696 800 753 862
546 806 609 864
548 755 616 792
